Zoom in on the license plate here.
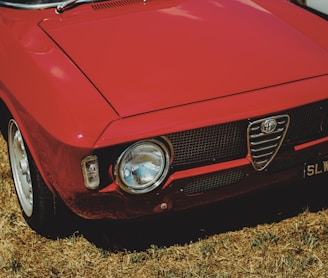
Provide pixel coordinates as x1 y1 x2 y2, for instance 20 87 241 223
304 159 328 178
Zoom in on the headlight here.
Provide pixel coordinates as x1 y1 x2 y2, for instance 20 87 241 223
114 139 171 194
81 155 100 190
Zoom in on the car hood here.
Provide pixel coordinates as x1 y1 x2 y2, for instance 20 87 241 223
40 0 328 117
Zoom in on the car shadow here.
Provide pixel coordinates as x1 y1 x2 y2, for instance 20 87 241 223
75 177 327 251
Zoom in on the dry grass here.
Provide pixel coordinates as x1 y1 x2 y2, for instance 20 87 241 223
1 134 328 277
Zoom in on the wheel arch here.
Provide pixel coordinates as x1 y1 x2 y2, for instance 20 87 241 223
0 97 59 197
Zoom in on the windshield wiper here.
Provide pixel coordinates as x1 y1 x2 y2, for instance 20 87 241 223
56 0 80 13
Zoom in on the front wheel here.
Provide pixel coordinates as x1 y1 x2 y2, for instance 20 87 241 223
7 119 58 236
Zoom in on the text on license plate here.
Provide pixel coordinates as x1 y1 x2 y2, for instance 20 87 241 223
304 159 328 178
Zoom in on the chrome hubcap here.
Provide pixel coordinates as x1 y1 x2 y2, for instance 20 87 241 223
8 120 33 217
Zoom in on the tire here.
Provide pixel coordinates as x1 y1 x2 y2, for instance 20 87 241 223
7 119 58 236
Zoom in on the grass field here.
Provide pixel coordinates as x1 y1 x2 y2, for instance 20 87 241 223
1 134 328 277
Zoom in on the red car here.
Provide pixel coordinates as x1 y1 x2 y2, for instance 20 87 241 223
1 0 328 235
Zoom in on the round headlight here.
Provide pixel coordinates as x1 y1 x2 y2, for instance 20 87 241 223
115 139 171 194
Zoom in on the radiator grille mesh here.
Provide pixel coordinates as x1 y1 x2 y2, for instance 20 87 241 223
284 100 328 145
167 121 248 169
183 170 245 195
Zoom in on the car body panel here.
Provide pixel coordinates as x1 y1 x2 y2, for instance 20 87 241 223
0 8 119 148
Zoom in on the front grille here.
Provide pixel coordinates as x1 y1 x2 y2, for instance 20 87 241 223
165 100 328 170
182 170 245 195
157 100 328 195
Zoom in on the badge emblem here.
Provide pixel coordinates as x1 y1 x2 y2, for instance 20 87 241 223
261 118 277 134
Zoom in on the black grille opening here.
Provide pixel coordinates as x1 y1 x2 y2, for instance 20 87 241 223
182 170 246 195
284 99 328 146
167 121 248 169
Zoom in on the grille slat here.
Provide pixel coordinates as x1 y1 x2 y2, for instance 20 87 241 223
250 128 284 139
252 151 274 159
250 135 282 146
251 143 278 152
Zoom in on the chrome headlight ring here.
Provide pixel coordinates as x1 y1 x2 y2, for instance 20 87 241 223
114 138 171 194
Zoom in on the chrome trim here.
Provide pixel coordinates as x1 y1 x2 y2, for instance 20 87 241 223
247 115 290 171
114 138 172 195
56 0 79 13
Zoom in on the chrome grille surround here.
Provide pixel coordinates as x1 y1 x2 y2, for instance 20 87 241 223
248 115 290 171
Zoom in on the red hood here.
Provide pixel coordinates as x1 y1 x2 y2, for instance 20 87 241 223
40 0 328 117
